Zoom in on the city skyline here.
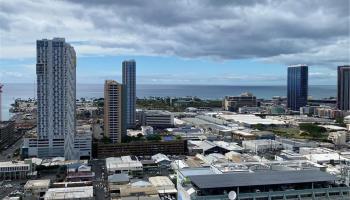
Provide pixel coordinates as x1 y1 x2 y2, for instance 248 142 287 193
1 1 350 198
1 0 349 85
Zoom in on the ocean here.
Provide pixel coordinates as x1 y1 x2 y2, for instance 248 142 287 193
1 83 336 120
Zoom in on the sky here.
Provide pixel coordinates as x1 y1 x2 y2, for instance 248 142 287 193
0 0 349 85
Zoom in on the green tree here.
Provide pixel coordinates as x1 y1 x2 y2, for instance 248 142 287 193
252 123 265 131
101 136 112 144
146 134 162 141
335 117 346 127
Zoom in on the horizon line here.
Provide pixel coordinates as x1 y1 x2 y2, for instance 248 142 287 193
1 82 337 87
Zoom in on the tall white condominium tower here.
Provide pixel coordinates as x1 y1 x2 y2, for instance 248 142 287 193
36 38 76 159
122 60 136 129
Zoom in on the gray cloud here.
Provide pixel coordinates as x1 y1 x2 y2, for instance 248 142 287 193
0 0 349 67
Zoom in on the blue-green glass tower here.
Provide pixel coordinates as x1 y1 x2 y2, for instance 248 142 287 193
122 60 136 129
287 65 308 111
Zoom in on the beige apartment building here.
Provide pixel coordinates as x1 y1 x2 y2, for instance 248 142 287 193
104 80 123 143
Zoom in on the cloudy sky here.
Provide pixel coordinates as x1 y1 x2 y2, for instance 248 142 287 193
0 0 349 85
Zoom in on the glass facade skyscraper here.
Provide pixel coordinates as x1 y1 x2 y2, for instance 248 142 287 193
287 65 308 111
337 65 350 111
122 60 136 129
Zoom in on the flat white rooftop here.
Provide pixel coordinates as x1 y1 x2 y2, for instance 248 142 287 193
44 186 93 200
219 114 285 125
24 179 50 189
320 125 347 131
149 176 175 187
0 161 29 168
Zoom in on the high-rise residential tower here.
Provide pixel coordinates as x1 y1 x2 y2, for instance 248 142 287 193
337 65 350 111
0 83 3 122
36 38 76 159
122 60 136 129
287 65 308 111
104 80 123 143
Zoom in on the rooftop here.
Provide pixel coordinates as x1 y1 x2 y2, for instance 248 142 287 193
145 110 172 115
151 153 171 163
289 64 308 67
0 161 29 168
179 167 215 177
219 114 285 125
320 125 347 131
24 179 50 189
106 156 142 171
108 173 130 183
188 170 337 189
44 186 93 199
149 176 174 187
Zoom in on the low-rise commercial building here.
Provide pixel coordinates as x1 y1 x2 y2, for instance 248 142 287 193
299 147 345 164
110 180 158 198
166 127 204 140
188 140 229 155
242 139 283 153
219 114 285 127
24 179 51 200
267 105 285 115
315 107 349 119
108 174 130 198
0 161 31 180
328 131 347 145
66 171 95 182
223 92 257 112
151 153 171 168
275 150 307 161
275 137 318 152
74 125 93 159
106 156 143 175
108 173 130 185
140 110 174 128
149 176 177 195
238 106 261 114
178 170 349 200
44 186 94 200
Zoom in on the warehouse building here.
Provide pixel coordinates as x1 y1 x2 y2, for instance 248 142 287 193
178 170 349 200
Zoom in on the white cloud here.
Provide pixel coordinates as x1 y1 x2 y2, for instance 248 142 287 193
0 0 348 68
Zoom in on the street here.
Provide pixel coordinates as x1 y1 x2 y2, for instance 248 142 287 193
0 179 26 199
90 159 109 199
0 136 23 161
